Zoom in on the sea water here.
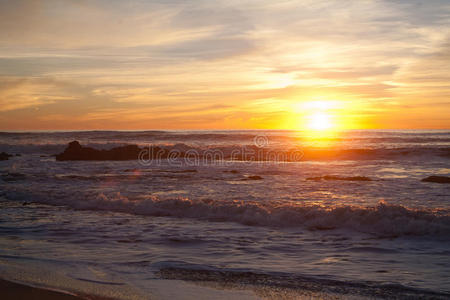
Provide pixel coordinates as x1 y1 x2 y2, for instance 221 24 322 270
0 130 449 298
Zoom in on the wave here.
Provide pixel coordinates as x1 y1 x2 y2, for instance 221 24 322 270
1 130 450 146
152 144 450 161
4 190 449 237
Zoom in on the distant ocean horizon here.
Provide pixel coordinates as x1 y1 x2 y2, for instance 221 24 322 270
2 128 450 132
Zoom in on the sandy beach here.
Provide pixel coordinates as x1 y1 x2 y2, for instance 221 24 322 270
0 278 88 300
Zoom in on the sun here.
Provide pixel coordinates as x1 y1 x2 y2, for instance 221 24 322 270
307 112 333 131
290 100 343 133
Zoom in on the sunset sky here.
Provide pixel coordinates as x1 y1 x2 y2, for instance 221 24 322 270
0 0 449 130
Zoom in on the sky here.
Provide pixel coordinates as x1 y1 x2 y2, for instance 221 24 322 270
0 0 449 130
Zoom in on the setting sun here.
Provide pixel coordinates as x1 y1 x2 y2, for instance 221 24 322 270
307 112 333 131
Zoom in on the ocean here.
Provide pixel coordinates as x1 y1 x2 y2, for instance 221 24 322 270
0 130 449 299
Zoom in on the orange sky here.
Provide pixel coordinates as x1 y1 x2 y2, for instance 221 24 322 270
0 0 449 130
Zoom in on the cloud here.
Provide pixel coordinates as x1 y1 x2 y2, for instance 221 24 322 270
0 77 81 111
0 0 449 129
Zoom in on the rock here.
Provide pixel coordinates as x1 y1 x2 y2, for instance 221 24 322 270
224 170 240 174
421 176 450 184
307 175 372 181
0 152 13 161
325 175 372 181
1 172 26 182
174 169 197 173
247 175 263 180
55 141 172 161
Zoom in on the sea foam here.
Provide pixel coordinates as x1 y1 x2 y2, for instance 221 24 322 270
5 189 449 237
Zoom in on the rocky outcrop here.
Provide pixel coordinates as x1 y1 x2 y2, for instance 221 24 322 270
421 176 450 184
55 141 166 161
1 172 26 182
307 175 372 181
240 175 263 181
224 170 240 174
0 152 13 161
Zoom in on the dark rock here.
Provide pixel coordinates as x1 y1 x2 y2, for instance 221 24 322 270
1 172 26 182
55 141 173 161
247 175 263 180
307 175 372 181
421 176 450 184
173 169 197 173
0 152 13 161
325 175 372 181
55 141 154 161
310 225 336 231
224 170 240 174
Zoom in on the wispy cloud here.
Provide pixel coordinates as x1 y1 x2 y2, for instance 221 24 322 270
0 0 449 129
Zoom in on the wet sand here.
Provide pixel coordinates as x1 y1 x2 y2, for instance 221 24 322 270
0 278 107 300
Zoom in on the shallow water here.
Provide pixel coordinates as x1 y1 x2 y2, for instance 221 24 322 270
0 130 449 298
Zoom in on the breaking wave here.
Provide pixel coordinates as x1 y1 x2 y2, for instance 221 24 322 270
4 190 449 237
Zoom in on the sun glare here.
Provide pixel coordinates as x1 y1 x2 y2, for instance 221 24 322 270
308 112 333 131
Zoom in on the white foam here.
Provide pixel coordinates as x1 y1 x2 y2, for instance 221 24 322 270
11 190 449 237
